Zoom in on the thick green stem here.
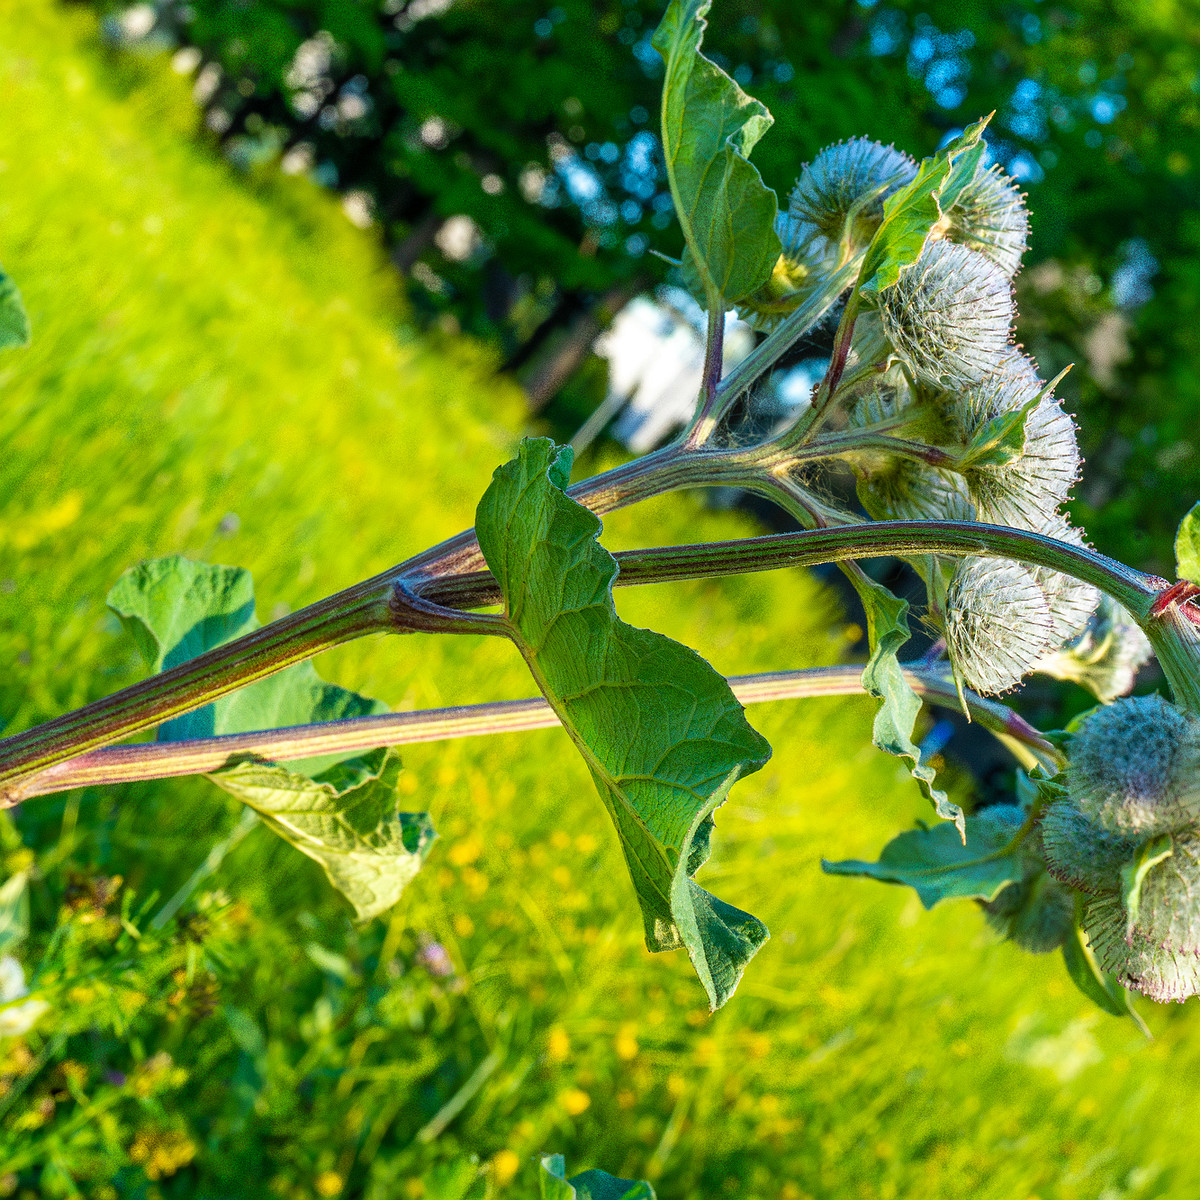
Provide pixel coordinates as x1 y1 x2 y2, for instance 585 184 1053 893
0 590 392 798
0 516 1158 799
13 664 1057 801
428 520 1158 617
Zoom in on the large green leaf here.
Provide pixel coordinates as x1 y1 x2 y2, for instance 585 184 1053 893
1174 502 1200 584
857 117 991 296
476 438 772 1009
108 556 383 768
652 0 781 307
822 804 1025 907
853 570 961 830
540 1155 656 1200
0 265 30 350
107 556 431 920
208 751 435 922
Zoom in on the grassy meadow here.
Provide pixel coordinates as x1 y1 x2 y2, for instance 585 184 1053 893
2 3 1200 1197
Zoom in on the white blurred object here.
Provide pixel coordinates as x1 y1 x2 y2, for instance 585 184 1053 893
586 289 755 455
0 955 48 1039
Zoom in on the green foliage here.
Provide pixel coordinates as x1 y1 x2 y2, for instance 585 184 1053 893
0 265 29 351
210 753 435 922
1061 906 1147 1032
108 556 432 918
652 0 780 308
108 557 384 755
1174 503 1200 585
855 572 959 828
823 805 1026 909
476 438 771 1009
857 118 989 296
9 6 1200 1198
541 1154 655 1200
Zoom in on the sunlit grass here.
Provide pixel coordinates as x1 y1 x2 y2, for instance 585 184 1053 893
2 3 1198 1197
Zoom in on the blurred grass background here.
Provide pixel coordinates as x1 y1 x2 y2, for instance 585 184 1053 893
3 2 1200 1198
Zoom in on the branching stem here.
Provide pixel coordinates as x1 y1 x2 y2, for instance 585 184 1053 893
13 664 1058 800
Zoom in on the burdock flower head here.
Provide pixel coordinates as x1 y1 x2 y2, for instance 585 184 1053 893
935 163 1030 278
945 558 1055 695
952 351 1081 533
1040 696 1200 1002
877 240 1014 391
789 138 917 246
1037 596 1153 702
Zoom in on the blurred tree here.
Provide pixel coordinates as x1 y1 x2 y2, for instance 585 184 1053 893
94 0 1200 569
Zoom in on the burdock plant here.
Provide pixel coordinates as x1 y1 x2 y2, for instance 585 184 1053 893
4 0 1200 1044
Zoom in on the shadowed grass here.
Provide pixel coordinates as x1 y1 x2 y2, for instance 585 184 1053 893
2 4 1199 1198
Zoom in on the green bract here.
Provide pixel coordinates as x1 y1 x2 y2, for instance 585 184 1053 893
652 0 781 308
475 438 772 1010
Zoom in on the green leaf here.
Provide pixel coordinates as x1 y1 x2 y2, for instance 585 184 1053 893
652 0 781 307
209 751 435 922
108 556 384 771
957 368 1072 472
1120 833 1174 939
857 116 991 297
477 438 772 1010
1174 502 1200 584
0 265 30 350
540 1156 656 1200
108 556 432 919
853 570 961 830
1061 903 1149 1035
822 804 1025 908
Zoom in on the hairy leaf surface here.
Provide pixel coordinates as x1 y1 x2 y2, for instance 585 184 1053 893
540 1155 656 1200
822 804 1025 907
0 265 30 350
858 117 990 296
652 0 780 307
477 438 772 1009
107 556 429 919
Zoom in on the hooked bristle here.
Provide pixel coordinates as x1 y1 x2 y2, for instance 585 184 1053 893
945 558 1055 695
878 241 1014 391
789 138 917 244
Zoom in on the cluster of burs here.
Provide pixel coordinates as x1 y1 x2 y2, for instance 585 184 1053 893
750 138 1200 1001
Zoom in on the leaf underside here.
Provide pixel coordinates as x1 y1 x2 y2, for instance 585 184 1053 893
822 804 1025 908
107 556 432 920
852 570 961 830
476 438 772 1010
652 0 781 307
